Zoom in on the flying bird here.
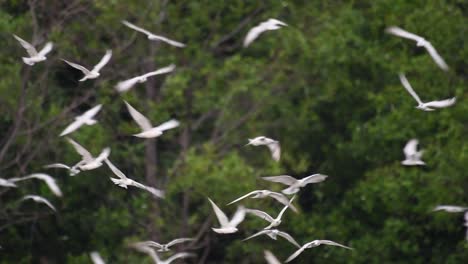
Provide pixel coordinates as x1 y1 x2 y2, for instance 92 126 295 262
20 195 56 211
59 104 102 137
433 205 468 213
245 196 295 230
9 173 62 197
122 20 186 48
228 190 298 213
399 73 456 111
208 197 245 234
115 64 176 93
401 139 425 166
0 178 17 187
130 244 195 264
43 163 81 176
124 101 179 138
264 250 282 264
13 34 53 66
67 138 110 171
262 174 328 195
244 18 287 47
386 26 449 71
285 240 353 263
90 252 105 264
244 229 300 248
62 50 112 81
105 159 164 198
131 238 194 252
246 136 281 161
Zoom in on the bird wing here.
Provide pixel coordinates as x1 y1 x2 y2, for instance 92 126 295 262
89 252 105 264
268 191 299 212
267 142 281 161
245 208 274 222
320 240 354 250
403 139 419 158
278 231 301 248
104 159 128 180
277 196 295 220
208 198 229 227
115 77 140 93
423 42 449 71
0 178 17 187
148 34 186 48
262 175 297 186
229 206 246 227
122 20 155 36
264 250 281 264
302 174 328 185
142 64 176 78
227 190 260 205
154 119 180 132
59 119 84 137
43 163 71 170
385 26 424 42
167 238 195 247
134 183 165 199
62 59 91 74
82 104 103 119
38 42 53 57
285 246 306 263
423 97 456 109
22 195 56 211
124 101 153 131
94 147 111 163
399 73 423 105
243 25 264 47
92 50 112 72
165 252 195 264
29 173 62 197
243 229 270 241
13 34 38 56
433 205 467 212
67 138 93 162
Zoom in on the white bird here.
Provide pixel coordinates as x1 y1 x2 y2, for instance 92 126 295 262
9 173 62 197
433 205 468 213
399 73 456 111
264 250 281 264
67 138 110 171
105 159 164 198
245 196 295 230
228 190 298 213
208 197 245 234
21 195 56 211
0 178 17 187
244 18 287 47
401 139 425 166
262 174 328 195
115 64 176 93
244 229 300 248
90 251 105 264
43 163 81 176
124 101 180 138
13 35 53 66
62 50 112 81
386 26 449 71
59 104 102 137
130 244 195 264
285 240 353 263
464 212 468 241
246 136 281 161
131 238 194 252
122 20 186 48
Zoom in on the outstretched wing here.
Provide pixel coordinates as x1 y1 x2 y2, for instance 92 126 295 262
319 240 354 250
285 246 307 263
167 237 195 247
423 97 456 109
385 26 424 42
13 34 38 56
82 104 103 119
245 208 274 222
67 138 93 162
92 50 112 72
243 25 264 47
122 20 155 36
267 142 281 161
155 119 180 132
143 64 176 78
262 175 297 186
104 159 127 180
302 174 328 185
229 206 246 227
62 59 91 74
423 43 449 71
268 191 299 212
278 231 301 248
148 34 186 48
89 251 105 264
403 139 419 158
264 250 281 264
208 198 229 227
22 195 56 211
243 229 270 241
124 101 153 131
60 120 83 137
399 73 423 105
227 190 260 205
38 42 53 56
115 77 140 93
165 252 195 264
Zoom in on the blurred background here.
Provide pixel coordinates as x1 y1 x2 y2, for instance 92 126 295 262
0 0 467 263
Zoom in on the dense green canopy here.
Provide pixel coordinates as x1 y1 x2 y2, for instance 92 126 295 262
0 0 467 263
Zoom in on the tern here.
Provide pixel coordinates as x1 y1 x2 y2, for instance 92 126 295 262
246 136 281 161
386 26 449 71
105 159 164 198
59 104 102 137
264 250 281 264
244 229 300 248
115 64 176 93
67 138 110 171
13 34 53 66
43 163 81 176
122 20 186 48
90 252 105 264
9 173 62 197
285 240 353 262
131 244 195 264
0 178 17 187
245 196 294 230
208 197 245 234
124 101 180 138
244 18 287 47
62 50 112 81
399 73 456 111
228 190 298 213
131 238 194 252
21 195 56 211
401 139 425 166
262 174 328 195
433 205 468 213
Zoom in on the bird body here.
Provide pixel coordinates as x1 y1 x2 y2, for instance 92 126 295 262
66 138 110 172
62 50 112 81
244 18 287 47
122 21 186 48
13 34 53 66
246 136 281 161
133 238 194 252
262 174 328 195
286 240 353 262
60 104 102 137
401 139 425 166
208 198 245 234
0 178 17 187
115 64 176 93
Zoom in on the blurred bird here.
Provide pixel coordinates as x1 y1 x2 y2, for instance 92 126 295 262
115 64 176 93
244 229 300 248
433 205 468 213
245 196 294 230
262 174 328 195
264 250 281 264
244 18 287 47
131 244 195 264
21 195 56 211
122 20 186 48
62 50 112 81
67 138 110 171
285 240 353 262
246 136 281 161
399 73 456 111
131 238 195 252
13 34 53 65
9 173 62 197
386 26 449 71
90 252 105 264
105 159 164 198
0 178 17 187
43 163 80 176
59 104 102 137
401 139 425 166
124 101 180 138
208 197 245 234
228 190 298 213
